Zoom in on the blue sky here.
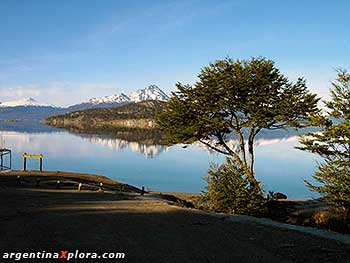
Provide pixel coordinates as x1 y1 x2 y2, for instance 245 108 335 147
0 0 349 106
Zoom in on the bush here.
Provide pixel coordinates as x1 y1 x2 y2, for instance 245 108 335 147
200 158 267 216
311 210 350 233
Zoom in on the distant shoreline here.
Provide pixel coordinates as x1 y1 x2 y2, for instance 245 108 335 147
0 119 18 122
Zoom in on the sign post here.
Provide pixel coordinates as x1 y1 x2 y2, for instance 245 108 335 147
23 153 44 172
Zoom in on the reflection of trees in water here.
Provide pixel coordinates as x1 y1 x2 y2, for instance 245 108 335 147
64 126 168 146
0 122 320 158
63 126 169 158
82 135 169 158
0 121 169 158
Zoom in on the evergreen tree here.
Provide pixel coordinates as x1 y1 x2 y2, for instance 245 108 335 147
298 69 350 221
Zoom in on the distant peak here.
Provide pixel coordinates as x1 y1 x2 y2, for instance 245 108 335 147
85 93 131 104
69 86 168 109
24 97 36 102
0 97 53 107
129 85 168 102
146 85 159 90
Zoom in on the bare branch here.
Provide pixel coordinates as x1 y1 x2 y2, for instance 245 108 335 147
216 132 244 167
199 139 230 156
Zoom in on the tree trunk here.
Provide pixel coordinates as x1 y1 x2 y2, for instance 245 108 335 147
247 130 258 187
237 131 247 169
247 140 257 185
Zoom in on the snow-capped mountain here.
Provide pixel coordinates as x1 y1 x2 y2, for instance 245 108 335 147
0 85 169 120
129 85 169 102
0 98 65 120
68 85 168 111
86 93 130 105
67 93 131 111
0 97 53 108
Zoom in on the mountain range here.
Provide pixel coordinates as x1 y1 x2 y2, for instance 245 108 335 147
0 85 169 120
0 97 54 108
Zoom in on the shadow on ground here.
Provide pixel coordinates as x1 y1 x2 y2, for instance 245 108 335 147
0 186 349 263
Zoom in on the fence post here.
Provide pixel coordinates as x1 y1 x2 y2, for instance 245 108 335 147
23 153 27 171
40 158 43 172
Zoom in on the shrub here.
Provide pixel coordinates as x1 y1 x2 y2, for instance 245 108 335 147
200 158 267 216
311 210 350 233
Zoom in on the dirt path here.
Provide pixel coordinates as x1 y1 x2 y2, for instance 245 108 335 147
0 187 349 263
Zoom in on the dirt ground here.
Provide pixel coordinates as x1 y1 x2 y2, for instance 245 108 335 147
0 172 350 263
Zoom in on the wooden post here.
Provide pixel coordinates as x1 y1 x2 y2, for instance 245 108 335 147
36 178 40 187
141 186 145 195
0 154 3 170
40 158 43 172
23 154 27 171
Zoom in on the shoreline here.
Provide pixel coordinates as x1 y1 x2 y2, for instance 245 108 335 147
0 169 141 193
0 171 349 262
0 169 346 235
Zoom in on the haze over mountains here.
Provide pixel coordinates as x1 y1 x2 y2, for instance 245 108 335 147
0 85 168 120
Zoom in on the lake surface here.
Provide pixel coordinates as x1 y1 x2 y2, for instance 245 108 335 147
0 122 320 199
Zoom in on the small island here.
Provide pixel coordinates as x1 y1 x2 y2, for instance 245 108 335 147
45 100 165 130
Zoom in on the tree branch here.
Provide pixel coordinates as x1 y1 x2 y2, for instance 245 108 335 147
216 132 244 167
199 139 231 156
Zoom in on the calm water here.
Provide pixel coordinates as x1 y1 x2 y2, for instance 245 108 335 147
0 122 320 199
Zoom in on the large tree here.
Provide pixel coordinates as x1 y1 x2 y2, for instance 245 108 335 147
298 69 350 220
157 57 319 186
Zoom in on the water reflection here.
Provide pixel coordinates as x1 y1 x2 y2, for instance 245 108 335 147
0 122 320 198
50 125 170 158
79 134 168 158
0 131 168 159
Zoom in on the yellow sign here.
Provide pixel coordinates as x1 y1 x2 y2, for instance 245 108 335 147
23 153 43 159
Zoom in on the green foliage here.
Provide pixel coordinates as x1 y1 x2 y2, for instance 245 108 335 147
157 57 319 185
298 69 350 222
200 158 267 216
